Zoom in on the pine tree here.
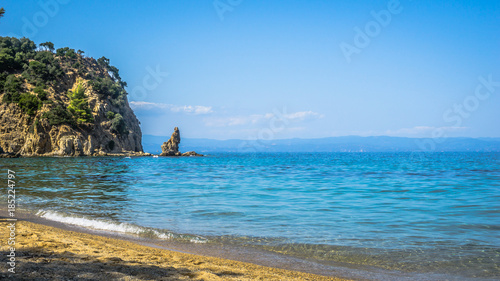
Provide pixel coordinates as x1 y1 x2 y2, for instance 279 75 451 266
67 83 93 124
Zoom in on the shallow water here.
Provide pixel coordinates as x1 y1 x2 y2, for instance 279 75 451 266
1 152 499 279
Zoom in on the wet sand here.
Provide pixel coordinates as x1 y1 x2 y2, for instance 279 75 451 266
0 220 349 280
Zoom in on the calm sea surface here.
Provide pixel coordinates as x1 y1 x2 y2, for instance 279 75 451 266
1 153 499 279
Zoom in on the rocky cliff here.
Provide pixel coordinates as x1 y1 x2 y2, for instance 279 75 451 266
0 37 145 156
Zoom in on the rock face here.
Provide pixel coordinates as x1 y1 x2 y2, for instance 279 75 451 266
160 127 203 156
0 80 144 156
0 39 146 156
160 127 181 156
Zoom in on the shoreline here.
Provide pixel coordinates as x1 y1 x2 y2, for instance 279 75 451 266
0 209 413 280
1 211 468 281
0 210 485 281
0 217 350 280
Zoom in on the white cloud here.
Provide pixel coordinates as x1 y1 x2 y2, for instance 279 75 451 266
203 110 324 127
129 101 159 109
130 101 213 115
170 105 213 115
284 111 324 121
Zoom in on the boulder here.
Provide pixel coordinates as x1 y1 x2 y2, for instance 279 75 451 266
181 151 204 157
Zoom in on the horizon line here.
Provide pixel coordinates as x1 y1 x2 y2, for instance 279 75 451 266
143 135 500 141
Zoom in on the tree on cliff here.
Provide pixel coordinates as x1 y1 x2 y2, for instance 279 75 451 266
67 83 93 124
39 42 55 52
0 8 5 20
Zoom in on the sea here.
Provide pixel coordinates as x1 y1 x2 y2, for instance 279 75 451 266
1 152 499 280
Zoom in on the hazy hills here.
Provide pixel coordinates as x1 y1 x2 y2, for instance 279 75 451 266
143 135 500 153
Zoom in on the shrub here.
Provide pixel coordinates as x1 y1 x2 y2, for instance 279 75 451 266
67 83 93 124
33 86 48 100
89 77 123 98
106 111 115 119
46 64 63 82
19 37 37 54
0 49 15 71
110 113 127 134
111 96 125 107
42 105 74 126
2 74 24 102
24 60 55 84
0 71 7 89
97 56 110 67
0 37 36 71
18 93 41 115
28 61 47 77
55 47 70 57
65 48 77 59
34 51 54 64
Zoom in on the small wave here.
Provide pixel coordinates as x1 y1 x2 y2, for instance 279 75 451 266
35 210 206 243
190 237 208 243
36 210 165 237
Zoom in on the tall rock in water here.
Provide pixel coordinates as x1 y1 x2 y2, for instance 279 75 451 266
160 127 181 156
160 127 203 156
0 37 146 156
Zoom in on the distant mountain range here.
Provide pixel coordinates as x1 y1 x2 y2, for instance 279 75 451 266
143 135 500 153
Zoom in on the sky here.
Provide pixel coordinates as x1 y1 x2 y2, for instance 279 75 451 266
1 0 499 139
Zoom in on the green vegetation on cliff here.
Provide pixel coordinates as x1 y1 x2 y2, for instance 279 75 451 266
42 105 74 126
0 9 143 156
67 83 93 124
0 36 128 129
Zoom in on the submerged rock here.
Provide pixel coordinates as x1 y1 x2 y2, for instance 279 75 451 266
181 151 203 157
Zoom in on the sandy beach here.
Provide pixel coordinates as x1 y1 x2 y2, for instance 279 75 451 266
0 220 348 280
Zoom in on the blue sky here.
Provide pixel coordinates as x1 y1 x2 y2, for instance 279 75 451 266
1 0 499 139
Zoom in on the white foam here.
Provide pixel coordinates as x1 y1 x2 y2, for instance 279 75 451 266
190 237 208 244
36 210 208 243
157 232 174 239
36 210 171 239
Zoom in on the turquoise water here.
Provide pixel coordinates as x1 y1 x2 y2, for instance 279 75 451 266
1 153 499 279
